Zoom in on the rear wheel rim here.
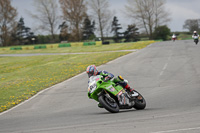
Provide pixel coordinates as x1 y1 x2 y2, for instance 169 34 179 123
136 95 145 104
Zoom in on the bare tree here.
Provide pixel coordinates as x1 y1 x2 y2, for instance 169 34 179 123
125 0 170 39
30 0 60 41
59 0 87 41
0 0 17 46
59 21 70 41
183 19 200 33
88 0 113 42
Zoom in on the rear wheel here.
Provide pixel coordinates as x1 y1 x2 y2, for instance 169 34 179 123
133 90 146 110
98 94 119 113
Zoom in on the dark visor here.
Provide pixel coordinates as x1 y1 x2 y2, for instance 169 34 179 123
88 71 94 77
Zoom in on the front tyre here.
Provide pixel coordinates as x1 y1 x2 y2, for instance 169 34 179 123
194 39 198 44
98 94 119 113
133 90 146 110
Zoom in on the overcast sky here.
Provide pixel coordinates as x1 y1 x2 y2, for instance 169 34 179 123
12 0 200 34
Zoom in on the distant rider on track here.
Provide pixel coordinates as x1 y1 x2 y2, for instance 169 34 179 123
172 33 176 41
192 31 199 44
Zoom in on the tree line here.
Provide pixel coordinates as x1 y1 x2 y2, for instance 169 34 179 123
0 0 172 47
183 19 200 33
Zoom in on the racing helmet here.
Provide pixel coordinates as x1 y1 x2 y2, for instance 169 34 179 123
86 65 98 77
194 31 197 33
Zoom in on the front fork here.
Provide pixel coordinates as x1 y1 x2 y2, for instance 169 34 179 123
98 90 116 103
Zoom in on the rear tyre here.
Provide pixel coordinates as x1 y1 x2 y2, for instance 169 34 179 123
133 90 146 110
98 94 119 113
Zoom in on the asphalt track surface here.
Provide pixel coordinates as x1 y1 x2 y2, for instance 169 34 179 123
0 40 200 133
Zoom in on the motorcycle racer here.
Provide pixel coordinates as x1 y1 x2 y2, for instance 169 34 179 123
192 31 199 38
172 33 176 41
192 31 199 44
86 65 134 107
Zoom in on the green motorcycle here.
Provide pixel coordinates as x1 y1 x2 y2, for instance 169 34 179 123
88 75 146 113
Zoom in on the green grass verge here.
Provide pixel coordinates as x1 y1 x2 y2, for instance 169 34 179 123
177 33 192 40
0 41 156 54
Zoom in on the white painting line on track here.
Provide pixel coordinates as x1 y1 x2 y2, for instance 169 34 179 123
151 126 200 133
160 71 164 76
159 46 173 76
163 63 168 70
160 63 168 76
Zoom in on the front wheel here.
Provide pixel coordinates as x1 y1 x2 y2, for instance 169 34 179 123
133 90 146 110
194 39 198 44
98 94 119 113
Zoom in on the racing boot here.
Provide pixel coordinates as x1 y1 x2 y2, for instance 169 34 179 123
124 84 138 97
